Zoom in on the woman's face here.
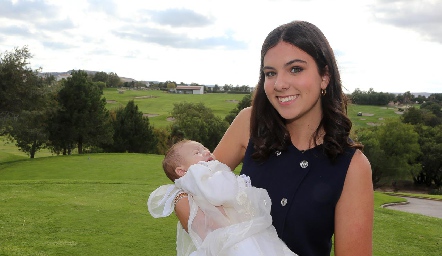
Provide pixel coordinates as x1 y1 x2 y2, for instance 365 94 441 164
263 41 329 123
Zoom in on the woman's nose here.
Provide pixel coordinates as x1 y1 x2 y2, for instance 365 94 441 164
274 77 289 91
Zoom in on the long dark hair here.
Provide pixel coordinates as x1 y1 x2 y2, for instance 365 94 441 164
251 20 362 161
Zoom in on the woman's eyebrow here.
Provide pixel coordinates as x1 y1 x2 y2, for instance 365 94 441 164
263 59 307 70
285 59 307 67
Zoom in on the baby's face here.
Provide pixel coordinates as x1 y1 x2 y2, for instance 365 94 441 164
179 141 215 171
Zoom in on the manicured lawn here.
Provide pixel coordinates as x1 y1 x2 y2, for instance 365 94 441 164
0 154 177 255
103 89 246 127
347 104 403 128
1 154 441 255
383 192 442 201
370 193 441 256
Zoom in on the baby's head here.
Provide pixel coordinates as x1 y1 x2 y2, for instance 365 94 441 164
162 140 215 181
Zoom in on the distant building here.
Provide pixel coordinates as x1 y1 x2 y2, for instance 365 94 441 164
55 73 71 81
175 85 204 94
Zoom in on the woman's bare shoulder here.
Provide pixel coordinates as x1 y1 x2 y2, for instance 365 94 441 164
348 149 371 176
236 106 252 121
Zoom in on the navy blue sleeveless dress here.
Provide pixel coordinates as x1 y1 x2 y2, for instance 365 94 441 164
241 140 356 256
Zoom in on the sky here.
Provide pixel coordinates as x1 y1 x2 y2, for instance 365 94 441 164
1 0 441 94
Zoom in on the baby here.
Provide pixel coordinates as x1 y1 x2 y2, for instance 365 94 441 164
148 140 296 256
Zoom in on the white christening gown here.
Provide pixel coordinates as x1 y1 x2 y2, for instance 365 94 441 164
148 160 296 256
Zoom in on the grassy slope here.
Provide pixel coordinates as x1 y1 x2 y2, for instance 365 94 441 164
0 154 177 256
1 155 441 255
103 89 246 128
347 104 403 128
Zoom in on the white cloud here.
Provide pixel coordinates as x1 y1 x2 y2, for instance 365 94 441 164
0 0 441 93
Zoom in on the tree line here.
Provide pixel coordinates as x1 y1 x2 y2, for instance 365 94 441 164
350 88 437 106
354 90 442 192
149 81 252 94
1 46 441 192
0 46 250 158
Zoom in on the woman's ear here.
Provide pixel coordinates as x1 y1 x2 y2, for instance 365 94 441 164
321 66 330 90
175 166 187 177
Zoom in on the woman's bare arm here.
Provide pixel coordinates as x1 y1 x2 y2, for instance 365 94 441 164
213 107 251 171
174 196 190 232
175 108 251 232
334 149 374 256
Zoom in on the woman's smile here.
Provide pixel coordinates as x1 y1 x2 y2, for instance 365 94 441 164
277 95 298 104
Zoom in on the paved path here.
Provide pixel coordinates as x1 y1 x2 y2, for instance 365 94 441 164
384 197 442 219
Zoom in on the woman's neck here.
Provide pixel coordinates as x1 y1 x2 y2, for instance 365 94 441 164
286 115 323 151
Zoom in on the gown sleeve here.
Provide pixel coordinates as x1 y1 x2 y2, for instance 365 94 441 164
147 184 183 218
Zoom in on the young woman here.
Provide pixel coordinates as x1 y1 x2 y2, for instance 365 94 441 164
212 21 374 256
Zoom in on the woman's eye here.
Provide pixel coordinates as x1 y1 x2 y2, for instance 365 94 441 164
264 71 276 77
291 67 303 73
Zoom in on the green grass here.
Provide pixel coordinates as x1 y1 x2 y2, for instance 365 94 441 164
371 193 442 256
103 89 246 127
347 104 403 128
1 154 441 255
0 154 177 256
383 192 442 201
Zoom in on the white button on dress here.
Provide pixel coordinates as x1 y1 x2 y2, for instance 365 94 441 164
300 160 308 168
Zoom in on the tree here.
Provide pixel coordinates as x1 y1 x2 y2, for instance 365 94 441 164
223 84 232 92
7 75 58 158
402 91 413 105
7 110 49 158
107 72 122 88
166 81 177 90
402 106 442 127
355 127 385 187
92 71 109 84
105 100 156 153
421 102 442 118
0 46 58 157
225 93 252 123
49 70 113 154
350 88 395 105
401 107 424 125
428 93 442 103
171 102 228 151
356 119 421 187
152 127 171 155
0 46 49 128
413 125 442 189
